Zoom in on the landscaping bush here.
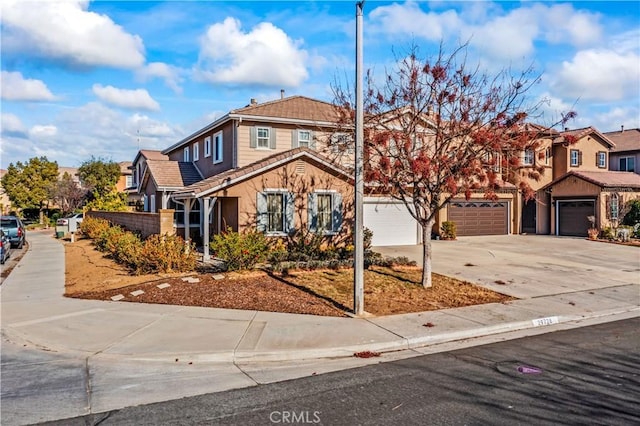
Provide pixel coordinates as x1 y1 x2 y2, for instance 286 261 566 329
80 216 111 239
440 221 457 240
601 227 615 240
622 199 640 227
209 228 270 271
138 234 197 274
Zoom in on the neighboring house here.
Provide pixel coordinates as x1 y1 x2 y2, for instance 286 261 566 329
604 127 639 174
0 169 11 214
538 171 640 236
117 161 140 207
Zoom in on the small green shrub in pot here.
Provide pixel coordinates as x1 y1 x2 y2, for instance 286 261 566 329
440 221 457 240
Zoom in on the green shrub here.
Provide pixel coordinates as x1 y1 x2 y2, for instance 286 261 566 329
209 228 270 271
80 217 111 239
111 232 143 269
623 199 640 226
138 234 196 274
601 227 615 240
440 221 457 240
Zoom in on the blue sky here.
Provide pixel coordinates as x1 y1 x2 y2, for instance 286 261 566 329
1 0 639 169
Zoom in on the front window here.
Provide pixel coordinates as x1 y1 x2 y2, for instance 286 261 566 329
214 131 223 163
125 175 133 188
597 152 606 168
620 157 636 172
317 194 333 232
257 127 270 149
193 142 199 161
298 130 311 148
523 149 534 166
204 136 211 157
267 193 284 232
570 149 580 167
611 194 619 220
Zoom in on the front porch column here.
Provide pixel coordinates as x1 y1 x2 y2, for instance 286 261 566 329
202 197 216 261
184 198 193 245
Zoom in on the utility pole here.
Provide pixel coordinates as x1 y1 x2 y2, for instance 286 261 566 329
354 1 365 316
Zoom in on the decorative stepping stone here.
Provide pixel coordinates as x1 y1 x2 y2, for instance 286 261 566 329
212 274 225 280
111 294 125 301
157 283 171 289
186 278 200 283
130 290 145 296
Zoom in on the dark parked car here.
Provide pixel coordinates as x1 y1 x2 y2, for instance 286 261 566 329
0 216 26 249
0 229 10 264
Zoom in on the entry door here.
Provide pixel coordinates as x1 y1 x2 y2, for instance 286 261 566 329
522 197 536 234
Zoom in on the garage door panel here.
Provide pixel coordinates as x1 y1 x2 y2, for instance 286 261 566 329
558 200 594 237
364 202 418 246
449 201 508 236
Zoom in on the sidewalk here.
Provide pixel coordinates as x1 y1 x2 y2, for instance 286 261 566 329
2 230 639 425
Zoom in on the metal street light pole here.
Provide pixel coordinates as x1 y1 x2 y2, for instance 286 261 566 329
354 1 365 316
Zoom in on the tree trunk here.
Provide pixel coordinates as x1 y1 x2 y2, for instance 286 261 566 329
421 220 435 288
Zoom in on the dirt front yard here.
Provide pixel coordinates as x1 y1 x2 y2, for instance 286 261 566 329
65 238 513 317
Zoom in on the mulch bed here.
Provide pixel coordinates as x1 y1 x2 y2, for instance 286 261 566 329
68 273 349 317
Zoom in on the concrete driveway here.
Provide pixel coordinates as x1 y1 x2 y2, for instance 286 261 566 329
375 235 640 299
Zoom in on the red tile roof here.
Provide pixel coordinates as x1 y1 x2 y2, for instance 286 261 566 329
542 170 640 190
553 126 615 148
603 128 640 153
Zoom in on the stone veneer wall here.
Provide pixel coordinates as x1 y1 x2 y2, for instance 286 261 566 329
87 209 175 238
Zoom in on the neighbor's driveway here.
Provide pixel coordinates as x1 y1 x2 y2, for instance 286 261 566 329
375 235 640 299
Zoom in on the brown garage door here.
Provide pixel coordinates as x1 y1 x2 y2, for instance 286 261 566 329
558 200 595 237
448 201 508 236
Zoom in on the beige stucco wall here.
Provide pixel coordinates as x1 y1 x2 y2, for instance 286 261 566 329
207 159 354 235
87 209 175 238
553 135 610 179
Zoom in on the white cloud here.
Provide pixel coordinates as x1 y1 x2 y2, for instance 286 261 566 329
1 103 185 168
551 49 640 102
29 125 58 138
136 62 184 94
369 1 462 40
591 107 640 133
1 113 27 135
1 0 144 68
1 71 56 101
196 17 309 87
92 84 160 111
537 3 602 47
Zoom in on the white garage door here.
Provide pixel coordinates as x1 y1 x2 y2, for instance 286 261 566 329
364 201 418 246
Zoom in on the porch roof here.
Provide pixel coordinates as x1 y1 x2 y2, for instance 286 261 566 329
172 147 352 200
146 160 202 190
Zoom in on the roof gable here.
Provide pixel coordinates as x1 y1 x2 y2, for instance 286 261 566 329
133 150 168 165
173 148 351 199
554 126 615 148
603 128 640 153
145 160 202 189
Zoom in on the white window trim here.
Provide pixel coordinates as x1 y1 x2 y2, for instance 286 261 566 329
598 152 606 168
620 156 635 172
611 194 619 220
310 190 341 235
570 149 579 167
523 149 535 166
257 127 271 149
265 190 288 236
193 142 199 161
183 147 190 162
545 147 551 165
214 131 223 164
204 136 211 157
298 130 311 148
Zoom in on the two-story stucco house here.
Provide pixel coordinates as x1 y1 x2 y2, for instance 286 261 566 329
536 127 640 236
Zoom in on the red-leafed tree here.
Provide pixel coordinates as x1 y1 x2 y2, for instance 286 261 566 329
333 43 575 288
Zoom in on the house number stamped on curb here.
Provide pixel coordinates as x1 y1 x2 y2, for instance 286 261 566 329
531 316 559 327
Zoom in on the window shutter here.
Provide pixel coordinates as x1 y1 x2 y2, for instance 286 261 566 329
256 192 267 232
578 151 583 166
308 193 317 232
285 192 295 233
595 152 599 167
310 131 316 150
270 127 277 149
332 192 343 232
250 127 257 148
291 129 298 148
605 195 611 220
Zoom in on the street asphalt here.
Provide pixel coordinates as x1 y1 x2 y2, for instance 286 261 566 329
1 230 638 425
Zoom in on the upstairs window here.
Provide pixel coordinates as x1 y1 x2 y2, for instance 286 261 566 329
193 142 199 161
597 151 606 168
620 157 635 172
545 147 552 165
204 136 211 157
523 149 535 166
183 147 190 162
570 149 581 167
292 129 314 149
214 131 223 164
125 175 133 188
250 126 275 149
